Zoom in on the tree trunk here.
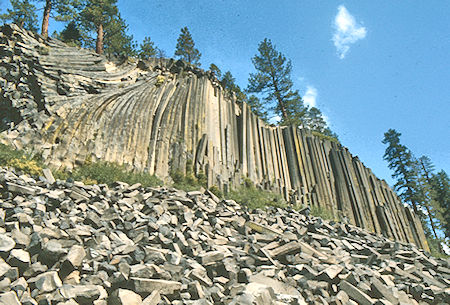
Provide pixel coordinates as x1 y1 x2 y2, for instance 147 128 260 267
96 23 104 54
41 0 52 38
272 79 288 121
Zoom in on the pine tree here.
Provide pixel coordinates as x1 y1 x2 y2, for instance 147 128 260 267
382 129 419 213
247 38 307 126
221 71 237 94
37 0 80 38
58 21 82 46
139 36 157 59
304 107 327 132
430 170 450 238
102 13 136 58
246 95 268 122
415 156 443 244
80 0 118 54
174 27 201 66
209 63 222 79
0 0 38 31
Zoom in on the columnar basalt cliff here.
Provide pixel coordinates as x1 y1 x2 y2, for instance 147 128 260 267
0 24 428 249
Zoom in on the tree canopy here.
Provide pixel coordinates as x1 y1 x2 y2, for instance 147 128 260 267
209 63 222 80
102 13 136 58
139 36 157 59
0 0 38 31
382 129 449 253
79 0 118 54
57 21 82 46
382 129 419 213
174 27 201 66
247 38 305 125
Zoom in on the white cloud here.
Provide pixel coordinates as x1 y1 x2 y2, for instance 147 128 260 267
332 5 367 59
303 86 317 108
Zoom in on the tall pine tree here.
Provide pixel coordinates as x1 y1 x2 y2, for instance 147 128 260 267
416 156 443 244
382 129 419 213
80 0 118 54
174 27 201 66
247 38 307 126
431 170 450 239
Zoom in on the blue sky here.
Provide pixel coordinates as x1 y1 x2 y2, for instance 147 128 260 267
3 0 449 186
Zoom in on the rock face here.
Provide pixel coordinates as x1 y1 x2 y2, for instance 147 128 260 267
0 167 449 304
0 24 427 249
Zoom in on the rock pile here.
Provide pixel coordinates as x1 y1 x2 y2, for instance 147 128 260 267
0 166 448 304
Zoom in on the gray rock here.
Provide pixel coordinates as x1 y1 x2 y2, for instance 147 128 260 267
0 291 21 305
0 234 15 252
132 277 182 295
58 284 101 303
339 280 374 305
109 289 142 305
31 271 62 292
142 291 160 305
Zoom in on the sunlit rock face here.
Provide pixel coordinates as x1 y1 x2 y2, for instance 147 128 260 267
0 24 428 249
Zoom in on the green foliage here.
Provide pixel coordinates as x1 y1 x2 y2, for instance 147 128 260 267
79 0 120 54
102 13 137 58
0 143 43 176
312 130 340 144
382 129 419 213
382 130 449 249
67 161 162 187
209 185 223 198
170 159 207 191
138 36 157 59
174 26 201 66
426 236 449 259
247 38 307 126
58 21 82 46
310 205 338 221
226 179 287 210
38 0 81 22
80 0 117 27
209 63 222 79
246 95 268 122
305 107 326 132
0 0 38 31
431 170 450 238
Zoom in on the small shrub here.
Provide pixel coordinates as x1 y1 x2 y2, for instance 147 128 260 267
209 185 223 198
8 157 42 176
0 143 23 165
312 131 340 144
71 161 162 187
170 160 208 192
227 183 287 210
0 144 44 176
156 75 165 86
310 205 337 221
